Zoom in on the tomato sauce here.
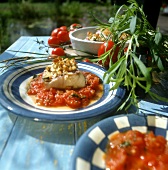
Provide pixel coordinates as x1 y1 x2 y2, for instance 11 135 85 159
104 130 168 170
27 71 103 109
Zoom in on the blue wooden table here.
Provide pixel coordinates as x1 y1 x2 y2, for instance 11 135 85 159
0 36 167 170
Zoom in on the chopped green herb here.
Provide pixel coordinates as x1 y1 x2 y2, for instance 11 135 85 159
120 141 131 147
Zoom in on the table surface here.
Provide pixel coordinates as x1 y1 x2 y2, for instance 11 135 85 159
0 36 168 170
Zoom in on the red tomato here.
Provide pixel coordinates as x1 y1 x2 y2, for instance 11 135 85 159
59 26 68 31
82 58 91 63
124 47 128 53
51 28 61 37
98 40 114 56
70 23 82 31
105 148 127 170
98 40 119 66
51 47 65 56
48 36 60 48
57 30 70 43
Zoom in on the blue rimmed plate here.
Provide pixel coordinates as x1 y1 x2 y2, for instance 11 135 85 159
0 62 125 122
70 113 168 170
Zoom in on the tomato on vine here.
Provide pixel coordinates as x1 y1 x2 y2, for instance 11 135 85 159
51 28 61 37
51 47 65 56
57 30 70 43
49 24 82 47
59 26 68 31
48 36 60 48
50 26 69 45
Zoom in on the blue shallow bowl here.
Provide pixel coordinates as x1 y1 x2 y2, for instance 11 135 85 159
0 61 125 122
71 113 168 170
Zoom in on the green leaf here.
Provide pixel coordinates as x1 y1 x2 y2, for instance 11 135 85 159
132 55 152 92
148 91 168 102
152 52 164 71
108 17 114 23
103 57 125 84
125 72 133 89
116 58 127 79
110 78 124 90
130 15 137 34
134 34 139 47
154 31 162 45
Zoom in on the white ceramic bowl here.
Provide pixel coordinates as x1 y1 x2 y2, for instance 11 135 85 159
69 26 104 56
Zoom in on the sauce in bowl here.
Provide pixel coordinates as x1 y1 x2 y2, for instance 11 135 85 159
104 130 168 170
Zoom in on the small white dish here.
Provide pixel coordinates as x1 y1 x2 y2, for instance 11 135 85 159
69 26 103 56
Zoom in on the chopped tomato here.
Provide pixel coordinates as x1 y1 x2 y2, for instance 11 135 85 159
78 87 95 99
84 72 100 89
27 71 102 109
104 130 168 170
63 90 82 109
145 131 167 154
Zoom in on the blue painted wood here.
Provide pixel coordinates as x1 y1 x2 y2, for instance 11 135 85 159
139 100 168 116
0 106 17 157
10 36 49 57
0 117 75 170
0 36 168 170
0 36 30 60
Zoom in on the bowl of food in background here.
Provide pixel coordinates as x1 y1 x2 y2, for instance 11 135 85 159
69 26 111 56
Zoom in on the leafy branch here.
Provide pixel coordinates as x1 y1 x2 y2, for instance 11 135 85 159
92 0 168 110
